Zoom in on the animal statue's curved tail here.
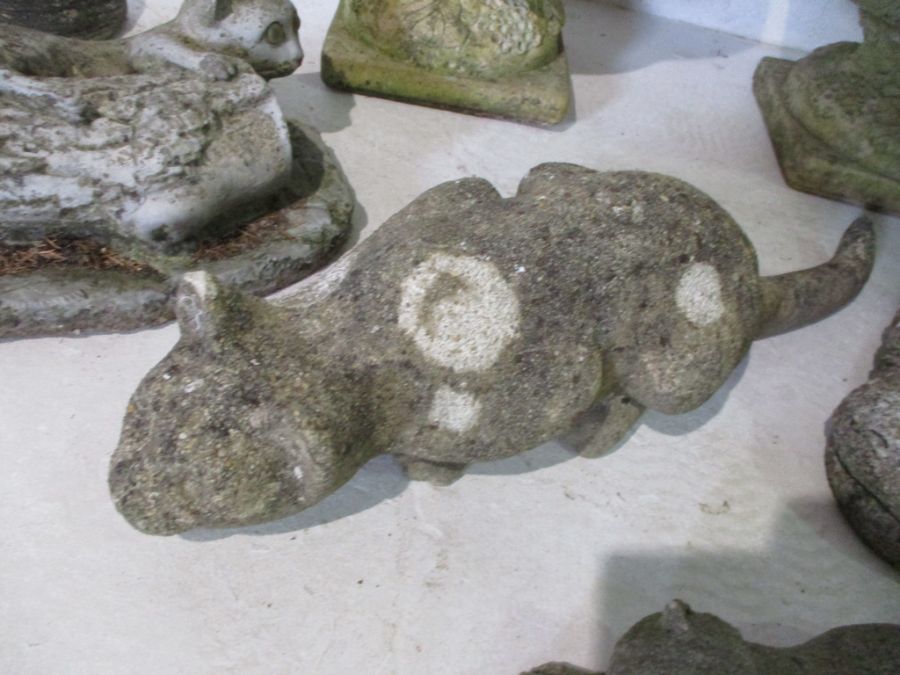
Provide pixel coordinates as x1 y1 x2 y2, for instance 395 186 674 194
757 216 875 338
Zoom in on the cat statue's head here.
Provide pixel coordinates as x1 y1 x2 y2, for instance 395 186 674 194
176 0 304 78
109 272 345 535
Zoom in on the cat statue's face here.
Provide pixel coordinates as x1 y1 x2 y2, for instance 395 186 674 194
109 273 338 535
178 0 304 79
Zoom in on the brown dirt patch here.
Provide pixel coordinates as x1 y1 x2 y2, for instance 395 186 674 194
191 212 291 262
0 238 157 277
1 212 294 277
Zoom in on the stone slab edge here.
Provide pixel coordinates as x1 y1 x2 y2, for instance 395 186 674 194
0 120 354 340
753 56 900 215
321 10 571 126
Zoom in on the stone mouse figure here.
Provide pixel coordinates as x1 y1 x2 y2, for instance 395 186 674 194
109 163 875 535
526 600 900 674
0 0 303 114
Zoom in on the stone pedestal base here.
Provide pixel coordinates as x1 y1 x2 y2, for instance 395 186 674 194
321 10 571 126
754 53 900 214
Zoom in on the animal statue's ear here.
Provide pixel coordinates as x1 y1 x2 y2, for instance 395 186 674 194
659 600 693 634
176 0 233 23
174 271 226 345
213 0 233 21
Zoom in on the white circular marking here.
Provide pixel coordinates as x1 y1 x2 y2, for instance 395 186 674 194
676 263 725 327
398 253 520 372
428 386 482 433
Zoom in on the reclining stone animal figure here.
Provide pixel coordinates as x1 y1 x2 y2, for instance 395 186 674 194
109 163 876 535
0 0 304 250
0 0 303 85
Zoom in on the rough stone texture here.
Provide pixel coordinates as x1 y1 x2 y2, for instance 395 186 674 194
0 0 354 338
753 0 900 214
527 600 900 674
826 309 900 569
0 120 354 338
0 68 293 248
107 164 877 535
321 0 571 124
0 0 126 40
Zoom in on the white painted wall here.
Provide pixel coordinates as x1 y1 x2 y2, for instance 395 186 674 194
606 0 863 51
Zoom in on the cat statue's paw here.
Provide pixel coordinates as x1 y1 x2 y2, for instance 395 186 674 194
198 53 240 81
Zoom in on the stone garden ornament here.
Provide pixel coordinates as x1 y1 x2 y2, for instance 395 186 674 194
321 0 571 124
0 0 353 337
826 309 900 569
754 0 900 214
525 600 900 674
109 163 876 535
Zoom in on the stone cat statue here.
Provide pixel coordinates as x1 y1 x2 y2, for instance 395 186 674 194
0 0 304 249
110 164 875 535
0 0 303 86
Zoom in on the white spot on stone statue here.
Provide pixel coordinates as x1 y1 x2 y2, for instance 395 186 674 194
398 253 521 372
676 263 725 327
428 386 482 433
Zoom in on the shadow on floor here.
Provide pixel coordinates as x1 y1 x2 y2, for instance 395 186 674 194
588 497 900 669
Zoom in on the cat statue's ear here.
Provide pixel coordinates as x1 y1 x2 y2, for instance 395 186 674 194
174 271 229 345
176 0 234 24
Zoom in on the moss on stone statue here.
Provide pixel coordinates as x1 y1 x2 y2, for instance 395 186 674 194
321 0 571 124
753 0 900 213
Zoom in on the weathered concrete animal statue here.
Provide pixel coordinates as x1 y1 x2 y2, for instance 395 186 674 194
0 0 303 249
826 308 900 569
110 163 875 534
0 0 303 84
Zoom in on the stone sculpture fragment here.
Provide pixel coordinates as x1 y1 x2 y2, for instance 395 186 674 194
525 600 900 674
826 309 900 569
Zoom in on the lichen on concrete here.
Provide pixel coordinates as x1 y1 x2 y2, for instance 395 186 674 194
0 0 126 40
753 0 900 213
109 163 875 535
321 0 571 124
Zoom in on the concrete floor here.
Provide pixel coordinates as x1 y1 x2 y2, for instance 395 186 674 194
2 1 899 673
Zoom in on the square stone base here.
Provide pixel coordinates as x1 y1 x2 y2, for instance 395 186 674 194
753 56 900 214
321 12 572 126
